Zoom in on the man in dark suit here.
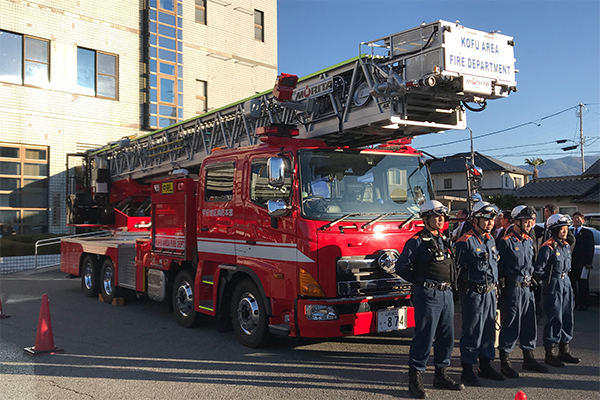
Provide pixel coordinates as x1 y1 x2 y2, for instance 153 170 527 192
452 208 472 242
570 212 595 311
494 211 511 239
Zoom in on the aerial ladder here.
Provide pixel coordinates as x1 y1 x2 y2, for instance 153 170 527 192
67 20 516 226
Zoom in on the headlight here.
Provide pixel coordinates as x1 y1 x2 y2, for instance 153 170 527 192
305 304 339 321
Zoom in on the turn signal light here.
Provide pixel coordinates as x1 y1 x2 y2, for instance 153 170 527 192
299 268 325 297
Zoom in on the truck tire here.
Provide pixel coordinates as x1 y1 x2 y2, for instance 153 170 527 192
100 258 118 304
172 270 202 328
231 280 269 348
81 255 99 297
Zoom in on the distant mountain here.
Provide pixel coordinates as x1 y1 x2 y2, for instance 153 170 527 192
517 156 599 178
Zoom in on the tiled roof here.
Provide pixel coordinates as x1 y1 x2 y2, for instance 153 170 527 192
429 152 532 175
514 175 599 199
583 159 600 176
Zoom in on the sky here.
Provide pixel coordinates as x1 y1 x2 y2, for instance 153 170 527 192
276 0 600 168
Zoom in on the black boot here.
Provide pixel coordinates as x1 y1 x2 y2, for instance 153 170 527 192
544 345 565 367
522 349 549 373
478 357 505 381
408 367 426 399
499 349 519 378
433 367 464 391
461 362 481 386
558 342 581 364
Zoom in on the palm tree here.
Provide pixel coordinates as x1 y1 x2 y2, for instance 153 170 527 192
524 157 545 180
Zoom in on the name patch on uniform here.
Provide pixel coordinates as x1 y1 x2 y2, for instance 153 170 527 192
515 247 519 251
556 252 561 256
476 248 481 252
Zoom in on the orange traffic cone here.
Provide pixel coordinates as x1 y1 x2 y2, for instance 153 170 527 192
0 295 10 319
24 294 64 356
515 391 527 400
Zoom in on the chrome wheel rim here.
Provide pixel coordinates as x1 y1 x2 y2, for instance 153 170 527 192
237 292 259 335
176 281 194 317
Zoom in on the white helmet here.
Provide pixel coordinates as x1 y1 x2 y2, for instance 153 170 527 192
547 213 572 230
472 201 499 219
419 200 449 218
511 205 536 221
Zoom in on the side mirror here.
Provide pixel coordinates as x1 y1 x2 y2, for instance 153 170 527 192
267 199 289 218
268 157 285 188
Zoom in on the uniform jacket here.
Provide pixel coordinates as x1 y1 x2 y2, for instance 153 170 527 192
534 237 572 281
455 229 499 285
497 231 535 283
397 229 452 283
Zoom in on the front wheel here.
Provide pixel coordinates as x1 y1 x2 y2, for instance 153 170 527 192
230 280 269 348
172 270 202 328
81 255 99 297
100 258 118 304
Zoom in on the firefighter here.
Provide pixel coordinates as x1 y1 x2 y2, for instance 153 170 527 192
496 206 549 378
397 200 464 399
534 214 581 367
456 201 504 386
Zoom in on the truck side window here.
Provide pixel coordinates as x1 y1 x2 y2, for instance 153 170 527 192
250 159 291 207
204 163 234 202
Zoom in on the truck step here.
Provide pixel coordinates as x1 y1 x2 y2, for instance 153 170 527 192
201 275 214 285
198 300 214 312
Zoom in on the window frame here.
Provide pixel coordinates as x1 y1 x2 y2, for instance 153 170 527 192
77 46 119 100
443 178 452 189
195 79 207 114
0 143 49 235
195 0 206 25
254 10 264 42
0 30 50 88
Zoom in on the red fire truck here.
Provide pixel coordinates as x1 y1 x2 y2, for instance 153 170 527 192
61 21 517 347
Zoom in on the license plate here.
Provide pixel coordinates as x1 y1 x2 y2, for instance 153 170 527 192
377 308 408 332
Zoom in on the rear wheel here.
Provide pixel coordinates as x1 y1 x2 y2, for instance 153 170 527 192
172 270 202 328
81 255 99 297
231 280 269 348
100 258 118 304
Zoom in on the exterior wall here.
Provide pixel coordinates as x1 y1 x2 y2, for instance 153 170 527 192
432 170 529 198
518 197 598 223
0 0 278 234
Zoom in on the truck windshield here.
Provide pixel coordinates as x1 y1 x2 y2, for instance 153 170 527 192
298 149 433 220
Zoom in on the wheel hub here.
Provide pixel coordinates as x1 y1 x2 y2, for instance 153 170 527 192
176 281 193 317
237 292 260 335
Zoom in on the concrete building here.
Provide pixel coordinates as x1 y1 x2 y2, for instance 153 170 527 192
0 0 278 235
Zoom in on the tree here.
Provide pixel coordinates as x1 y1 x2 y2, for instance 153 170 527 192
524 157 546 179
484 194 522 211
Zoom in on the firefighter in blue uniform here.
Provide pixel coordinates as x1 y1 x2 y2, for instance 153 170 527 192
496 206 549 378
397 200 464 399
455 201 504 386
534 214 581 367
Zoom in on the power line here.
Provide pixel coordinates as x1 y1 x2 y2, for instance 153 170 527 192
419 104 582 150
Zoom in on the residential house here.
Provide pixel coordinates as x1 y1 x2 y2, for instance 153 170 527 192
514 159 600 220
429 152 532 209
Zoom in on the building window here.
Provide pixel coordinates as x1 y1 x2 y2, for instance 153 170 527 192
195 79 207 114
514 177 522 188
77 47 118 99
254 10 264 42
146 0 183 129
195 0 206 24
444 178 452 189
0 30 49 88
504 175 510 188
0 143 49 235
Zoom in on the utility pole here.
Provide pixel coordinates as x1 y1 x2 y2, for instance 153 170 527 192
579 103 585 174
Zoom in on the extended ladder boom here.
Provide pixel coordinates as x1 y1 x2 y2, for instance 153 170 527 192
90 20 516 183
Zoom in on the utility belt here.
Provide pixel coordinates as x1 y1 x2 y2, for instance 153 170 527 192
421 281 452 291
551 272 568 279
506 280 534 288
463 281 497 294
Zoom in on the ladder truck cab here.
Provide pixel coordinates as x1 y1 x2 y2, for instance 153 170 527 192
61 20 517 347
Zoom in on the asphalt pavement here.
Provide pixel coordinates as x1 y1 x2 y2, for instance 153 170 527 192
0 267 598 400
